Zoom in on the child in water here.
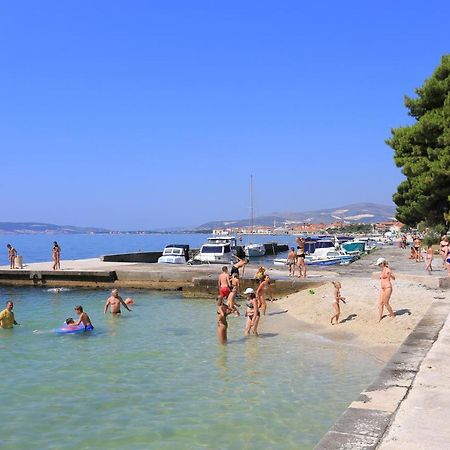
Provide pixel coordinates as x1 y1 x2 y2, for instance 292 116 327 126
330 281 346 325
70 305 94 330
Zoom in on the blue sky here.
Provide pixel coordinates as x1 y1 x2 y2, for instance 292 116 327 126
1 0 448 229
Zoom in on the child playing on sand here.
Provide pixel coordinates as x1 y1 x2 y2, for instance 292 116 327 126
330 281 346 325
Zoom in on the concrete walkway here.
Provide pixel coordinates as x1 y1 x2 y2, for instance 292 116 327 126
379 299 450 449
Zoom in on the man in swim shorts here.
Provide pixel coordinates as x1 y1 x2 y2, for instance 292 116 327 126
218 266 231 298
104 289 132 315
0 301 20 328
71 305 94 330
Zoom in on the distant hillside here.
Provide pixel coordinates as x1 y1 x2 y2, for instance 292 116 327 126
197 203 396 229
0 222 110 234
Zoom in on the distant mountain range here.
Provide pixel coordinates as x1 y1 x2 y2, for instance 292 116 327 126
0 222 110 234
196 203 397 229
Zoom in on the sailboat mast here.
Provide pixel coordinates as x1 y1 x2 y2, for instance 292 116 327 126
250 175 254 233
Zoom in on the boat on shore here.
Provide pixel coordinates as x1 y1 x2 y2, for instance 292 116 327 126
191 236 237 264
245 243 266 257
157 245 190 264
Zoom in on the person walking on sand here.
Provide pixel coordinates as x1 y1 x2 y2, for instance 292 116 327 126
218 266 231 299
244 289 260 336
6 244 17 269
0 301 20 328
287 247 296 276
256 274 273 316
70 305 94 330
217 297 232 344
377 258 396 322
104 289 132 315
52 241 61 270
425 245 434 272
330 281 346 325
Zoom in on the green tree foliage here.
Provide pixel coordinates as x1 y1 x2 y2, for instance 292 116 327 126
386 55 450 227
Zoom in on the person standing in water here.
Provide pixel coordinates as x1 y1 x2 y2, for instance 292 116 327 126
52 241 61 270
104 289 132 315
70 305 94 330
377 258 396 322
218 266 231 299
217 297 232 344
330 281 346 325
0 301 20 328
256 274 273 316
6 244 17 269
226 273 240 316
244 288 260 336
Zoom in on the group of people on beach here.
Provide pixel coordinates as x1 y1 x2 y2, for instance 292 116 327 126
216 257 273 344
403 234 450 275
287 237 307 278
6 241 61 270
0 288 134 330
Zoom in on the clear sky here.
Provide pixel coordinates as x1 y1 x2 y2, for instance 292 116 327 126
1 1 448 230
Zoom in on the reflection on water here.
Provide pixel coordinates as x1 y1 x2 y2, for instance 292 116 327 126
0 286 382 450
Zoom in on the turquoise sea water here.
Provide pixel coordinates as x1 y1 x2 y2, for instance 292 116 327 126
0 286 382 450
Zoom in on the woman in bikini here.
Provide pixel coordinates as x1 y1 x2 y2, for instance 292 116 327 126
377 257 396 322
226 273 241 316
217 297 232 344
330 281 346 325
244 290 260 336
440 236 449 268
256 274 272 316
295 237 307 278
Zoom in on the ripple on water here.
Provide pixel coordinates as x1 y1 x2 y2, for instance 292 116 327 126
0 287 382 450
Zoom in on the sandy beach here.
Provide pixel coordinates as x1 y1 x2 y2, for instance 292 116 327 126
275 278 442 360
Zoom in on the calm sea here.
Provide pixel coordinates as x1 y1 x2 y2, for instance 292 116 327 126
0 286 382 450
0 233 296 265
0 234 381 449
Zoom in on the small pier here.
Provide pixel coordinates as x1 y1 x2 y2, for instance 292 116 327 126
0 257 325 296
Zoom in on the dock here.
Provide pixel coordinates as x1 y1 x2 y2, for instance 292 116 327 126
0 257 325 297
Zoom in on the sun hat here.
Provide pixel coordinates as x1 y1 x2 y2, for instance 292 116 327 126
376 257 386 266
244 287 254 294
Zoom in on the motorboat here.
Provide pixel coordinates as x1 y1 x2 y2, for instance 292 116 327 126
158 245 190 264
305 246 358 266
245 243 266 257
192 236 237 264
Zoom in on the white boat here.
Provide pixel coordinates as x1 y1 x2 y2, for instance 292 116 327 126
273 258 289 266
305 248 357 266
245 243 266 257
192 236 237 264
157 245 189 264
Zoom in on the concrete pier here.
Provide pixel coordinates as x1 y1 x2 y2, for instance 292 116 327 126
0 257 327 295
